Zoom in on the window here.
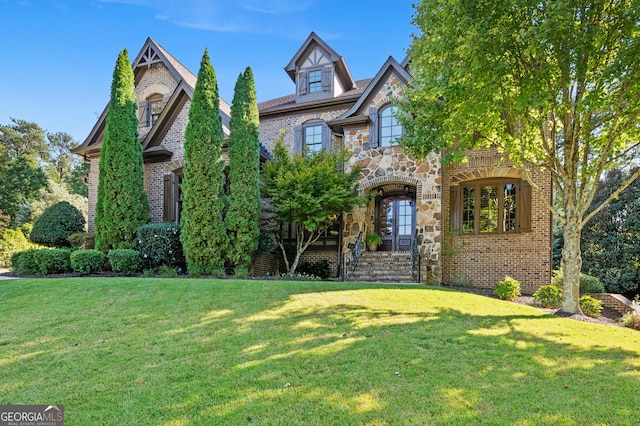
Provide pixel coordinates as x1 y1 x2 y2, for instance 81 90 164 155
294 120 331 156
308 69 322 93
304 124 323 154
146 94 164 127
379 105 403 146
451 179 531 235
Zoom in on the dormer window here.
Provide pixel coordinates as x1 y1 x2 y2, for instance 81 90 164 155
308 69 323 93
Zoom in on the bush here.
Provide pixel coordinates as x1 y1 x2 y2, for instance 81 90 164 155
579 273 605 294
297 260 330 279
70 250 105 274
494 276 521 301
29 201 85 247
108 249 142 275
620 311 640 330
33 249 72 274
579 295 603 318
12 250 39 275
1 227 40 267
68 232 95 250
551 269 605 295
136 223 185 269
533 284 563 308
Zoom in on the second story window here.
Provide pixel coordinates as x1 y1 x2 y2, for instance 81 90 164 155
380 105 403 146
146 94 164 127
308 70 322 93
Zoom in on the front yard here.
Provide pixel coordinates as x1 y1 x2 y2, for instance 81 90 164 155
1 278 639 425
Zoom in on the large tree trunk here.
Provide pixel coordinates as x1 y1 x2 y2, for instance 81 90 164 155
560 222 582 314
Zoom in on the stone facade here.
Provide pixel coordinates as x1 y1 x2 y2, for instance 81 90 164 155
77 35 552 291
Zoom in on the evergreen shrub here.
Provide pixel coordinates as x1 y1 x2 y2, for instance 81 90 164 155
70 249 105 274
108 249 141 275
551 269 605 295
136 223 184 269
493 275 521 301
30 201 85 247
298 260 330 279
14 250 41 275
579 295 603 318
33 249 72 274
533 284 563 308
68 232 95 249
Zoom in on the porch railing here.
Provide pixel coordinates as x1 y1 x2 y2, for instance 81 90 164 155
411 230 421 283
342 232 363 280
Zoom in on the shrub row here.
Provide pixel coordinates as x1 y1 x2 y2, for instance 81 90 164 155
532 284 603 317
11 248 144 276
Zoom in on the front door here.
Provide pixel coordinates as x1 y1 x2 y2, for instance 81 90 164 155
377 194 415 251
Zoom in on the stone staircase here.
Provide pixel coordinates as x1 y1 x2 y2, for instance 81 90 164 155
346 250 416 283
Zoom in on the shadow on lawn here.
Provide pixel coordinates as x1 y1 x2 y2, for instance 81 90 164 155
154 285 640 425
1 280 639 424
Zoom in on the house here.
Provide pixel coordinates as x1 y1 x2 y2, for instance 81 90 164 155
73 34 551 293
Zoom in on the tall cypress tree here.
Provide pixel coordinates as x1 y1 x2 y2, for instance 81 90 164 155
226 67 261 277
180 49 228 275
95 49 149 251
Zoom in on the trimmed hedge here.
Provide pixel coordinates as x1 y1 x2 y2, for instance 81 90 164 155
71 250 105 274
12 250 40 275
33 249 72 274
551 269 605 294
108 249 141 275
298 260 330 279
136 223 185 269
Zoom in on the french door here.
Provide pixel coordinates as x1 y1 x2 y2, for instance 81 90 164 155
377 194 415 251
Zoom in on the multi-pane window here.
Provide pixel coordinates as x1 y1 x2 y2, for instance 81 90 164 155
304 124 323 155
308 70 322 93
461 180 518 234
380 105 403 146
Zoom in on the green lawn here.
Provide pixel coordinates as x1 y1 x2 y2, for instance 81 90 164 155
1 278 639 425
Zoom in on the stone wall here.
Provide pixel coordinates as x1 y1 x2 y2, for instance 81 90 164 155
443 148 552 294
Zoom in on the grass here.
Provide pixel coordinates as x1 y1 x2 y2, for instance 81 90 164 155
1 278 639 425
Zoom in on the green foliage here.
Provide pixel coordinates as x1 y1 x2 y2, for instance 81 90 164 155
581 168 640 294
226 67 261 271
0 227 40 267
158 265 179 278
0 118 49 162
107 249 141 275
20 179 88 228
12 250 40 275
95 49 150 251
67 232 95 249
579 295 603 318
533 285 563 309
297 260 330 280
551 269 605 295
400 0 640 314
29 201 85 247
255 230 276 255
180 49 227 274
0 156 47 223
233 266 249 279
365 232 382 246
136 222 185 269
493 276 521 301
620 311 640 330
66 162 90 198
70 250 105 274
33 249 72 274
261 139 363 273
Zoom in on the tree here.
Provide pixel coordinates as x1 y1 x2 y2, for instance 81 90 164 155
226 67 261 277
0 155 47 224
94 48 150 251
261 139 363 274
30 201 85 247
0 118 49 162
581 168 640 296
180 49 228 275
399 0 640 313
46 131 81 184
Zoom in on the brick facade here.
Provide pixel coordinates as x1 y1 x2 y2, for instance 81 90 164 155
78 35 552 290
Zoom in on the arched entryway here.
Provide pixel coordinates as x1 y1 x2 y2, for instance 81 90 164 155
375 185 416 251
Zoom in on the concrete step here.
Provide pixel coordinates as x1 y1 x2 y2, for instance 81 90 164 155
345 250 417 283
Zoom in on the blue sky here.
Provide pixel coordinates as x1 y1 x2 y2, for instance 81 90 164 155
1 0 416 144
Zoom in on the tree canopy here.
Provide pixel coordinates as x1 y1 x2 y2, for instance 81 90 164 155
400 0 640 313
261 139 363 274
94 48 150 251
